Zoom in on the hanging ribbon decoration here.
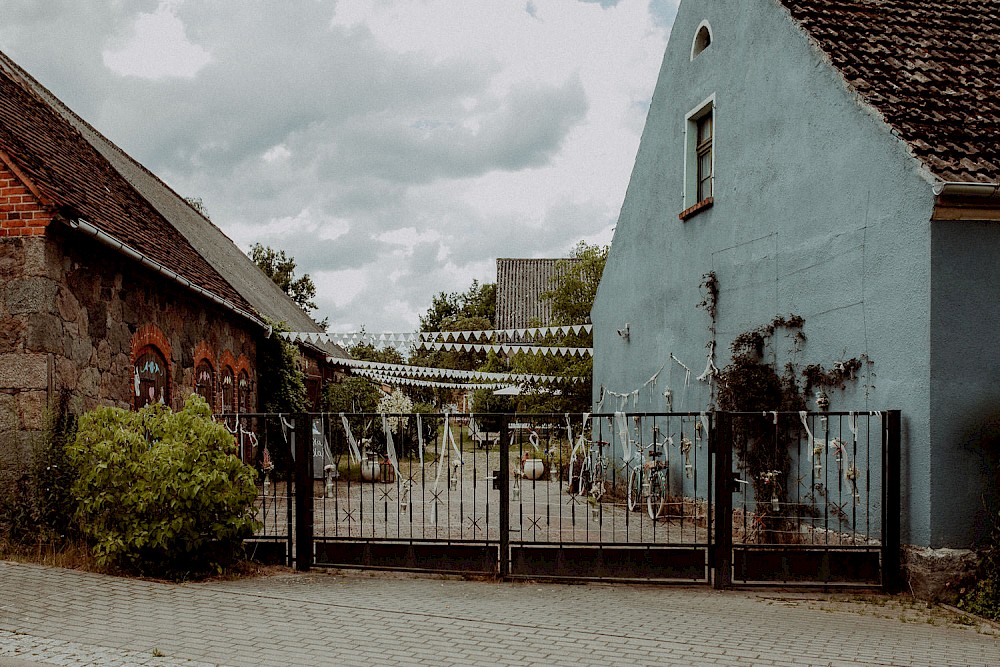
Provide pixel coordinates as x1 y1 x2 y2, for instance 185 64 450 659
417 412 425 467
615 412 633 464
381 414 400 480
339 413 362 464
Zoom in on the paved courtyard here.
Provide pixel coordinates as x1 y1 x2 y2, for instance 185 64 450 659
0 560 997 667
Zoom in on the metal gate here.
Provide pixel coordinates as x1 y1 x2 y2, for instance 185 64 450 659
240 410 899 590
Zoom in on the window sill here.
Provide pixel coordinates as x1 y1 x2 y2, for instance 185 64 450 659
678 197 714 221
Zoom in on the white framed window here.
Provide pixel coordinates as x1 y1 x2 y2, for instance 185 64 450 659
681 95 716 219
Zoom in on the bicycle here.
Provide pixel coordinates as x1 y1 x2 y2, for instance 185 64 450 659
626 427 671 520
569 437 610 501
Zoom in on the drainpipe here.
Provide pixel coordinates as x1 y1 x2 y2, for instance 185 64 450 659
932 181 1000 198
65 216 269 332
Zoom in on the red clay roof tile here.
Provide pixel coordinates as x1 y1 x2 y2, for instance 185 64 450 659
780 0 1000 184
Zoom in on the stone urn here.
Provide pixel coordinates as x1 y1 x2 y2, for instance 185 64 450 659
522 458 545 480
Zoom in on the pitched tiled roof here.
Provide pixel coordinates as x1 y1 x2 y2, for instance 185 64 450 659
0 50 327 333
495 258 579 330
780 0 1000 183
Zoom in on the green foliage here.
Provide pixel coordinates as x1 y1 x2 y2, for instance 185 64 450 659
67 395 260 578
419 280 496 332
960 512 1000 620
0 390 79 545
249 243 325 325
257 319 308 414
540 241 607 326
349 339 405 365
324 377 382 414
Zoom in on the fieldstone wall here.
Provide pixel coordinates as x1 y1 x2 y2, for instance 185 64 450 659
0 226 259 482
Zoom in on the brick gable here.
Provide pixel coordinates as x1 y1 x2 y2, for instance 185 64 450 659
0 155 51 237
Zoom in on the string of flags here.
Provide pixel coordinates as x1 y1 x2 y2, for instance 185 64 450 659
279 324 593 356
328 357 583 385
415 341 591 357
352 369 513 391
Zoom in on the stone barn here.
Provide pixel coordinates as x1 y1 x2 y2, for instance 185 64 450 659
0 50 339 479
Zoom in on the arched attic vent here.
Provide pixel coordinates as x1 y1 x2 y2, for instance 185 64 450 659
691 21 712 60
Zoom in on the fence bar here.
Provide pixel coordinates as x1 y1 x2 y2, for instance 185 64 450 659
499 415 510 577
713 411 733 589
294 413 314 571
882 410 901 593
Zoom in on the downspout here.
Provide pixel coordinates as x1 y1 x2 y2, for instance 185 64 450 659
65 216 270 333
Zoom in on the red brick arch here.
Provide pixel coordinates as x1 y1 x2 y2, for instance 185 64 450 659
193 340 217 411
130 324 172 409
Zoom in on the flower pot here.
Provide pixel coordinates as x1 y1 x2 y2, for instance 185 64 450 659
522 459 545 480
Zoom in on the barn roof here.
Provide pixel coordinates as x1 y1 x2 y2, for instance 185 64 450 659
780 0 1000 184
0 50 325 333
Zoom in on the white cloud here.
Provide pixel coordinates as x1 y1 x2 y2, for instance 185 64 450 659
103 1 210 79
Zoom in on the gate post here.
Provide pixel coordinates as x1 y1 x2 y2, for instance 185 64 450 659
294 413 314 572
499 414 510 578
882 410 902 593
713 411 733 589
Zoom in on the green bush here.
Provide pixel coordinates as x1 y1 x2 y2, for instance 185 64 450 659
960 511 1000 620
68 394 260 578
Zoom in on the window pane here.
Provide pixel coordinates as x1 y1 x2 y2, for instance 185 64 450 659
697 151 713 200
698 112 713 144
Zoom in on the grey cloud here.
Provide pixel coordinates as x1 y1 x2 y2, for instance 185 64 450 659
328 75 588 184
578 0 622 8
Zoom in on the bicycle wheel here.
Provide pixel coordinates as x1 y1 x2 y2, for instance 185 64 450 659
647 472 666 520
627 467 641 512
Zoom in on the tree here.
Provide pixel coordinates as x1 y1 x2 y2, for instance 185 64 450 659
409 280 497 406
541 241 608 325
249 243 319 313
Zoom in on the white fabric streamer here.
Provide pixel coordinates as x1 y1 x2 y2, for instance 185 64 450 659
614 412 632 464
417 413 425 467
339 413 362 464
381 413 400 479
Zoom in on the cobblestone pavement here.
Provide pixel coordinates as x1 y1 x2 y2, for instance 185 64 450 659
0 560 997 667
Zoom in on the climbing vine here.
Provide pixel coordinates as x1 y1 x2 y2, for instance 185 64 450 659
707 277 871 541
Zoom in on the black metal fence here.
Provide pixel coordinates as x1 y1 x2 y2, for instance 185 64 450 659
221 410 900 589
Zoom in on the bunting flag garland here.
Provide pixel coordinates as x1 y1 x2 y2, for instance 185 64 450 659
415 341 592 357
278 324 593 356
330 357 583 385
354 371 513 391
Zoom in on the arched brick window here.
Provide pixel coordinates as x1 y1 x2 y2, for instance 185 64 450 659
134 345 169 410
195 359 215 409
221 365 235 413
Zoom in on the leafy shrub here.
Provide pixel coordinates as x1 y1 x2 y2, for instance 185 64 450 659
68 394 260 578
960 512 1000 620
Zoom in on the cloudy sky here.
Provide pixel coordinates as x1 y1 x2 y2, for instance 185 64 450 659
1 0 676 333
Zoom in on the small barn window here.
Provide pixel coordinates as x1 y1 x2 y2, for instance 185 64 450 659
195 359 215 409
134 345 169 410
221 365 235 413
691 21 712 60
